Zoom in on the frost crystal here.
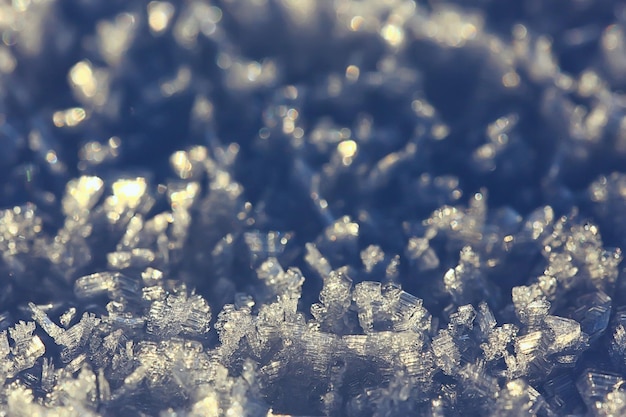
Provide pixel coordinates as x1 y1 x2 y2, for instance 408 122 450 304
147 291 212 338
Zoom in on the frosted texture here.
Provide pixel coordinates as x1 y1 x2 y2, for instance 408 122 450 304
1 0 626 416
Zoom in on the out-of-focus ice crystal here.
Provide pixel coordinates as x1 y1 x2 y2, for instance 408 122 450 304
74 272 140 301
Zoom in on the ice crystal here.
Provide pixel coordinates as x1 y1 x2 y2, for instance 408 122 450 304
146 291 212 338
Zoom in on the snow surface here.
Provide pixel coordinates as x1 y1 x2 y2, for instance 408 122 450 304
2 0 626 416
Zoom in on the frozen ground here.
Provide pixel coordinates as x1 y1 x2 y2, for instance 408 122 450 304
2 0 626 416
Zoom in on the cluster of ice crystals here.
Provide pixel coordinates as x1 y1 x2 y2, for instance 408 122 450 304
146 291 212 338
4 0 626 415
1 321 45 379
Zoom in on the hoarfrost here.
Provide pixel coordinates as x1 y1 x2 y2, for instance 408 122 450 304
2 0 626 415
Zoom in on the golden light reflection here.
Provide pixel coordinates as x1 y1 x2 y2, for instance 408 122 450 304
169 182 200 210
65 176 104 212
246 61 261 81
79 137 121 167
411 100 435 118
337 140 357 166
191 96 214 122
174 3 222 48
45 151 58 164
147 1 174 34
97 13 136 66
431 124 449 140
350 16 364 31
502 71 520 88
585 105 608 141
109 136 121 151
160 66 191 97
52 108 87 127
381 23 404 48
279 0 315 27
345 65 360 82
423 10 481 48
578 70 601 97
170 149 206 180
282 108 299 135
69 60 97 98
111 178 147 210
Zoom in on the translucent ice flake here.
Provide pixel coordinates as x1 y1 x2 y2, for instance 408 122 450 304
568 291 612 342
517 299 551 328
545 252 578 287
391 289 431 333
312 269 354 334
443 246 492 304
256 257 284 287
432 329 460 375
458 361 499 401
481 324 518 362
9 321 37 352
476 301 497 336
6 321 45 377
508 327 560 379
74 272 140 301
512 285 547 320
533 215 622 295
28 302 64 343
609 309 626 371
577 370 626 415
544 315 586 353
350 282 380 333
214 303 254 359
146 292 211 338
353 281 432 334
491 379 547 417
7 379 101 417
57 313 101 364
256 259 305 315
424 190 487 245
304 242 332 278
